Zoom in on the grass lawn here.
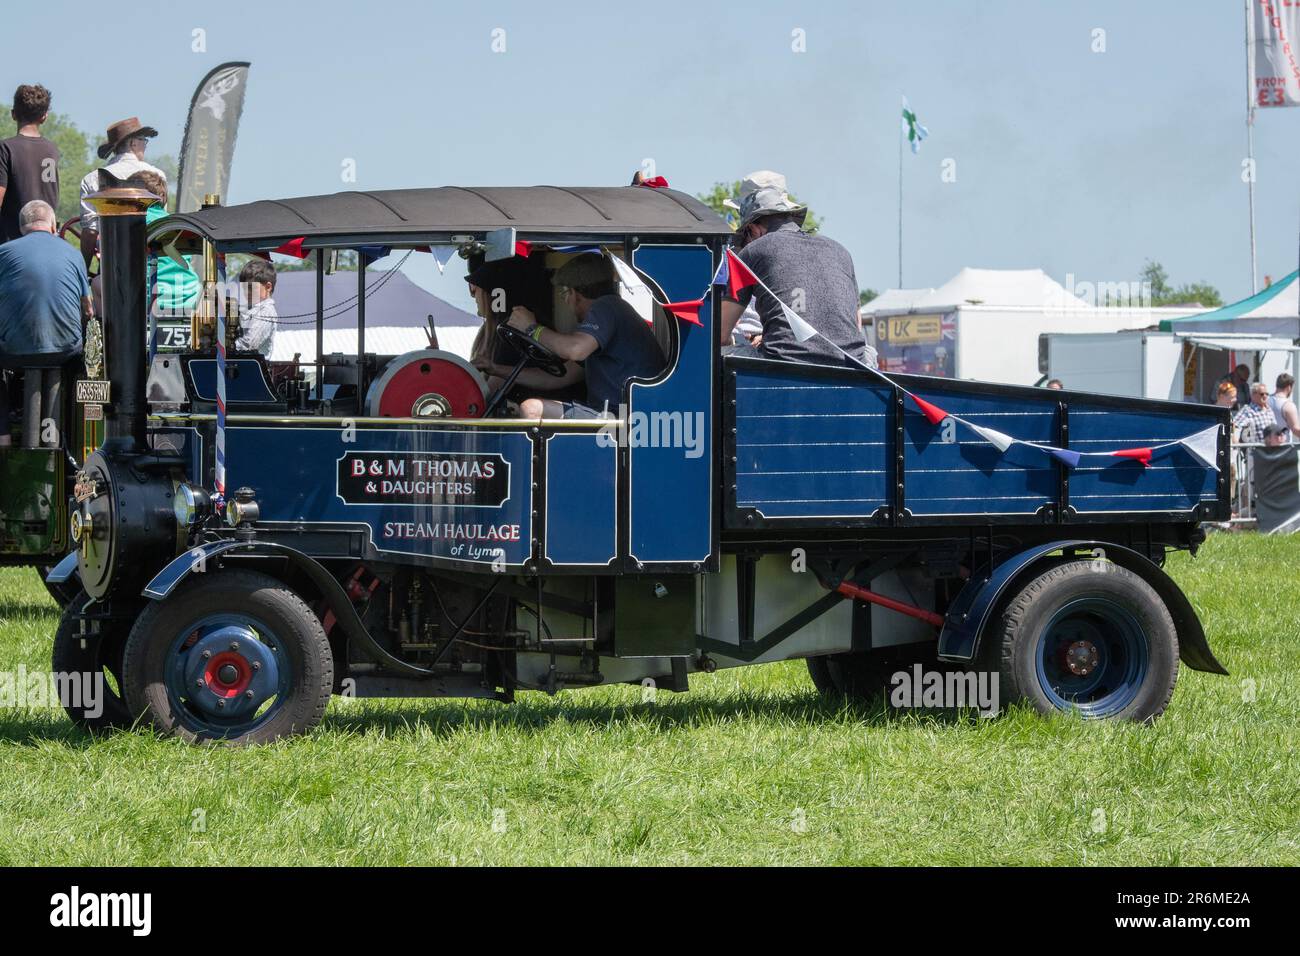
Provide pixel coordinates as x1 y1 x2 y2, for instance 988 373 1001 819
0 532 1295 866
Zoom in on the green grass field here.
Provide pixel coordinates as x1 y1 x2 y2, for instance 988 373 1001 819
0 533 1296 866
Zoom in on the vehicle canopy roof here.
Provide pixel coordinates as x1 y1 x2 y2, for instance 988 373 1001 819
152 185 732 252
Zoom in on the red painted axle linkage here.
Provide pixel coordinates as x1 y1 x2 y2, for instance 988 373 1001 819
834 581 946 628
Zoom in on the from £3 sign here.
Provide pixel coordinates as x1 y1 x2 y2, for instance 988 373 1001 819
1253 0 1300 108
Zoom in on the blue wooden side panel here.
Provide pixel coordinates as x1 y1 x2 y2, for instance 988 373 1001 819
628 245 714 565
904 388 1059 516
1068 405 1219 514
733 365 892 518
545 433 617 566
223 425 534 566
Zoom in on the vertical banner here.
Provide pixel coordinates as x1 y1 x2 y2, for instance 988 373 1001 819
176 62 251 213
1253 0 1300 108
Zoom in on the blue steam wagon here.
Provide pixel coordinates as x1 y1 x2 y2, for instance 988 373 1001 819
45 184 1227 743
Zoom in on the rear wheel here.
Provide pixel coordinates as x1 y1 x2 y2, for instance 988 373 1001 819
50 592 132 732
986 561 1178 722
806 645 936 703
122 570 333 745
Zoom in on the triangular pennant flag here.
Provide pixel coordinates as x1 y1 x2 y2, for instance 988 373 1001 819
358 244 391 264
1112 447 1153 467
636 176 669 188
430 246 457 274
1046 447 1081 468
273 237 309 258
711 255 729 287
725 248 759 300
781 303 819 343
608 254 657 325
909 393 949 426
967 422 1016 452
1179 425 1220 470
662 299 704 327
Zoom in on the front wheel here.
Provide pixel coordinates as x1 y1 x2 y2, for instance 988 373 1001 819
122 570 333 745
987 561 1179 723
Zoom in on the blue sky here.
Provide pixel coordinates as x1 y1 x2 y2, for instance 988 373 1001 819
6 0 1298 306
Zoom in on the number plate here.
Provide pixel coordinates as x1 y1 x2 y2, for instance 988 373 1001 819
156 323 192 350
83 403 104 421
76 379 111 403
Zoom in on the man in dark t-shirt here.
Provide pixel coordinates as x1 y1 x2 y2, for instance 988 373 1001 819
719 170 872 368
0 85 61 244
503 253 665 419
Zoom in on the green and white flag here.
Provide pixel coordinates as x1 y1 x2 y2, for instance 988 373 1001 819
901 97 928 153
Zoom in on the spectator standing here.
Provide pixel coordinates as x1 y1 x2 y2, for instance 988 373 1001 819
78 117 165 270
0 85 60 244
1221 363 1252 411
1233 382 1275 444
1267 372 1300 442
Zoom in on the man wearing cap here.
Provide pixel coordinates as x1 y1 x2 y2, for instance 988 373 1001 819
503 252 665 419
77 117 167 270
720 171 873 368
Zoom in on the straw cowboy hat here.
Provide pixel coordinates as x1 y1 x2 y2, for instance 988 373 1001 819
96 117 159 159
723 170 808 231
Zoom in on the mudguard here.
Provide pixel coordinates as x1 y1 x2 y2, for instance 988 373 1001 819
937 539 1227 676
141 539 432 678
45 551 80 584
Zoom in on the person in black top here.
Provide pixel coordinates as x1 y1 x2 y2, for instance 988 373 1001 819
465 254 584 404
0 85 61 244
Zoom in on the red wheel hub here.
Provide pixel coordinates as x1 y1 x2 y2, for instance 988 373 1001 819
374 355 485 418
204 651 253 698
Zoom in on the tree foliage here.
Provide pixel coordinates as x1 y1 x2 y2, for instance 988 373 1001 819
1140 260 1223 308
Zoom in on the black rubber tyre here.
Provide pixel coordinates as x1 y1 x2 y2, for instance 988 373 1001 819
50 592 133 732
986 560 1179 723
39 565 80 609
123 570 333 745
806 645 936 702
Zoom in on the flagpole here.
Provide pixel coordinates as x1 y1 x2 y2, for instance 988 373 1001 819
898 108 904 288
1246 0 1259 294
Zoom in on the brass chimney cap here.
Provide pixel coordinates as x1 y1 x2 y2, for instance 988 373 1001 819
86 187 162 217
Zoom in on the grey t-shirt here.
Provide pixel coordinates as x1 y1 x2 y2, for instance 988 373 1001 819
574 294 665 410
731 222 867 366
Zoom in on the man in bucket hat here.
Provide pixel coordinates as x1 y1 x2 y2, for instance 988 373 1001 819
77 117 167 269
720 170 872 367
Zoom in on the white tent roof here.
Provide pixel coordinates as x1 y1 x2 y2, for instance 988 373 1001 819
864 267 1093 315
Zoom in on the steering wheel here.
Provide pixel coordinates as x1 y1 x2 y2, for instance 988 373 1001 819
494 321 567 378
481 322 569 418
59 217 97 278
